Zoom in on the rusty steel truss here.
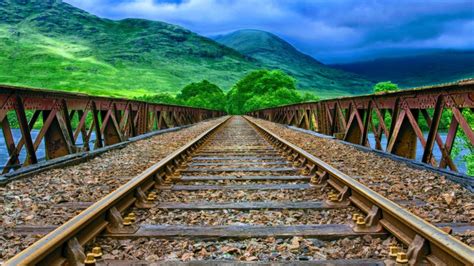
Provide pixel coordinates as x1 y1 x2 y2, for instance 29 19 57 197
0 85 225 173
249 79 474 173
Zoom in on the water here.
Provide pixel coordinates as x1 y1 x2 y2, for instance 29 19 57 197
366 132 468 174
0 129 96 171
0 129 469 174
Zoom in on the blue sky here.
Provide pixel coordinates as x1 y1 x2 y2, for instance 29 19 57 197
64 0 474 63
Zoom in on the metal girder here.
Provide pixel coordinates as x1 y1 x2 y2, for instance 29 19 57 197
0 85 225 173
248 79 474 173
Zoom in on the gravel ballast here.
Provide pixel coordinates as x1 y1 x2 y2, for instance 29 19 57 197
87 236 402 262
249 117 474 246
0 118 225 261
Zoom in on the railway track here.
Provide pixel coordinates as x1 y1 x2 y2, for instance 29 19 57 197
5 116 474 265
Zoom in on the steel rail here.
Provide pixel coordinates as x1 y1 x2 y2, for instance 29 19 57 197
244 116 474 265
4 116 231 266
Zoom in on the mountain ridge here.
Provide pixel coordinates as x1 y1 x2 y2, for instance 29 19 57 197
0 1 372 98
214 29 373 96
331 50 474 88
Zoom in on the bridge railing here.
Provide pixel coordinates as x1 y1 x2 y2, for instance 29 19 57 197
0 85 225 173
248 79 474 174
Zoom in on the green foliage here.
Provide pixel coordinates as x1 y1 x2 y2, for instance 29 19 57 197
138 80 226 111
373 81 399 93
453 109 474 175
136 71 318 114
138 93 183 105
177 80 226 110
226 70 319 114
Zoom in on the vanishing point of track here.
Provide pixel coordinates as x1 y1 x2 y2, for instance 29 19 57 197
5 116 474 265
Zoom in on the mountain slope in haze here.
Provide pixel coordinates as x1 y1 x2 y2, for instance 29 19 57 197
0 0 259 97
214 29 373 97
331 51 474 88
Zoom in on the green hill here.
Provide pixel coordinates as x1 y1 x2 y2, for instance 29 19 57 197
0 1 372 98
0 0 259 97
331 51 474 88
214 29 373 97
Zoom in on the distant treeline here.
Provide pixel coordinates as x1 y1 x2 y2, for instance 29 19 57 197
138 69 318 115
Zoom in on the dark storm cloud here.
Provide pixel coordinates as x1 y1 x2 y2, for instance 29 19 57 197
63 0 474 63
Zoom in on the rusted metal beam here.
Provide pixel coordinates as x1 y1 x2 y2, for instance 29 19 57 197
248 79 474 173
0 85 225 173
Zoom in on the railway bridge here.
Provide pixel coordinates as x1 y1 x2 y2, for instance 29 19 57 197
1 81 473 265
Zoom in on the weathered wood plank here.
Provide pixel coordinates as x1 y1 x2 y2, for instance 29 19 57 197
8 225 57 235
104 224 388 240
192 156 281 161
41 201 94 209
392 199 427 207
196 152 280 156
189 162 289 166
45 198 427 210
156 199 428 210
156 183 317 191
436 223 474 235
199 147 273 151
178 175 311 182
102 259 385 265
181 167 300 173
12 223 469 237
155 201 342 210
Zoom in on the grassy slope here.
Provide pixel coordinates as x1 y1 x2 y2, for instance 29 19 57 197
214 30 373 97
331 51 474 88
0 2 374 99
0 1 259 97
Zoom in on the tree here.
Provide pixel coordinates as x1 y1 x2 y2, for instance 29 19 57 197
138 93 182 105
177 80 226 110
373 81 399 93
226 69 317 114
137 71 319 115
